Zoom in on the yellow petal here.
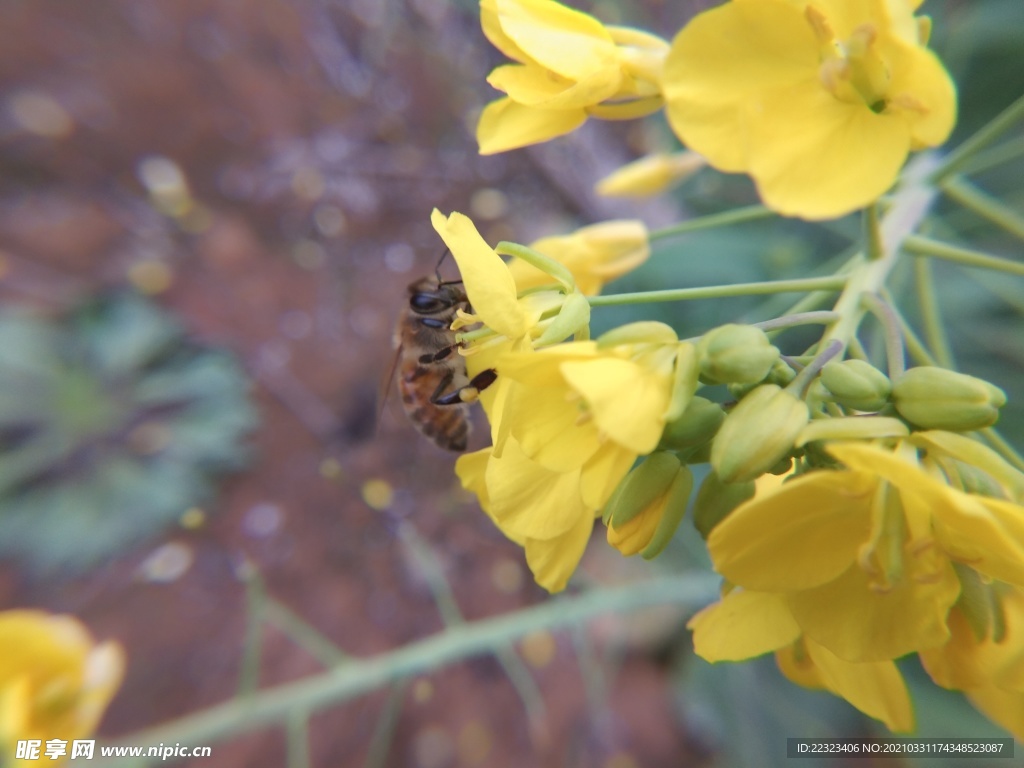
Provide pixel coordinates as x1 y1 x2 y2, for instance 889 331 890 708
662 0 819 173
431 209 526 339
477 97 587 154
579 441 637 510
966 685 1024 742
484 436 590 540
493 0 620 82
688 589 800 662
524 509 595 592
830 443 1024 586
883 38 957 148
560 357 669 454
747 80 910 219
707 470 875 591
488 62 620 109
480 0 528 63
805 638 915 732
787 557 959 662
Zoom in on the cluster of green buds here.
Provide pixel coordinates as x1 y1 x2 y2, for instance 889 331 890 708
601 320 1011 551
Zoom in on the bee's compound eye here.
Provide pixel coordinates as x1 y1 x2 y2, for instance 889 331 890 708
410 293 450 313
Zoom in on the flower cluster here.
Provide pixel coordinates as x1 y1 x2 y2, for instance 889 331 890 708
0 610 124 764
477 0 956 220
430 203 1022 735
426 0 1024 744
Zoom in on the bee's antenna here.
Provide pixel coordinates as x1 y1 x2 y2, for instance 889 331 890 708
435 248 463 287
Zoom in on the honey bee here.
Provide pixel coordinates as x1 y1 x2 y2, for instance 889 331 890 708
391 274 497 451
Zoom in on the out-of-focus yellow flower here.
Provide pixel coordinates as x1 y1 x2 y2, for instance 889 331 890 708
507 220 649 296
662 0 956 219
921 586 1024 740
595 151 706 198
478 0 668 154
0 610 124 762
705 440 1024 663
689 588 914 731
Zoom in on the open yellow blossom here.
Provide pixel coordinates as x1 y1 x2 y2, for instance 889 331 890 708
662 0 956 219
478 0 668 154
507 220 649 296
0 610 124 762
689 588 914 731
705 441 1024 663
456 338 681 591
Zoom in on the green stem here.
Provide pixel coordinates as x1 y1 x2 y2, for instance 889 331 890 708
979 428 1024 474
903 236 1024 277
913 257 954 369
238 564 266 698
859 293 906 379
648 205 776 242
286 711 310 768
262 599 350 669
587 276 847 307
881 290 939 367
821 154 942 354
756 311 840 335
364 682 407 768
94 575 717 767
957 134 1024 178
941 176 1024 242
788 339 843 397
931 93 1024 183
495 241 575 293
863 203 884 261
399 523 546 722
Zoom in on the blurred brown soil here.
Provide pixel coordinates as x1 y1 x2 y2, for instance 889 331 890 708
0 1 708 766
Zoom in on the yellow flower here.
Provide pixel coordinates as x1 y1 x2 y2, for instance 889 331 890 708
689 588 914 731
920 585 1024 739
0 610 124 762
705 441 1024 663
478 0 668 154
662 0 956 219
456 337 681 591
506 220 650 296
595 151 706 198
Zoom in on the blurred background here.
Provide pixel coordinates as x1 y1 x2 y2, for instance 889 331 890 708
1 0 1022 766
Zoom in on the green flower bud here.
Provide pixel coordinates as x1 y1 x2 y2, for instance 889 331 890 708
659 396 725 452
711 384 809 483
605 453 693 559
597 321 678 348
664 342 699 421
697 324 779 385
892 367 1006 431
603 452 678 526
820 359 892 411
692 471 755 539
534 290 591 346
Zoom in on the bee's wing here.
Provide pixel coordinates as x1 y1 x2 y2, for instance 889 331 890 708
376 343 405 432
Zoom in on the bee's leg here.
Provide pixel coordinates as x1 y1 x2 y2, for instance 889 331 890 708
433 368 497 406
418 345 456 364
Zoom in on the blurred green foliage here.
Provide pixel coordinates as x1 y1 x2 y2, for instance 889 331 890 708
0 292 257 573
